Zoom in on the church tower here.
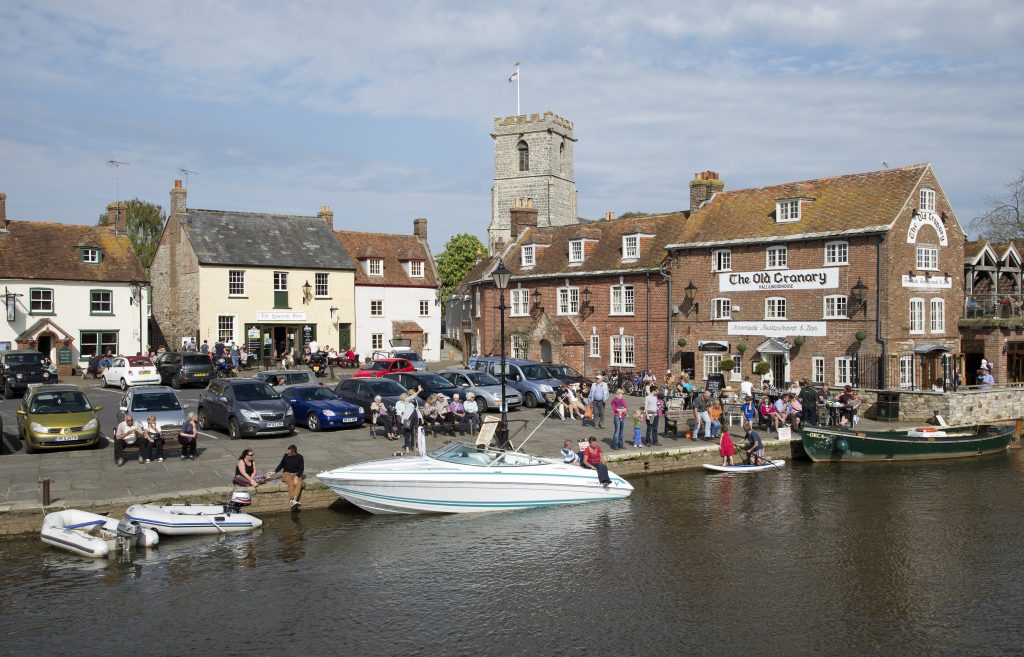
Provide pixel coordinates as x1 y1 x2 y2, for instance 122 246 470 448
488 111 578 252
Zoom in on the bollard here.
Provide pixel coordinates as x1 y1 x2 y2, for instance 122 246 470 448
42 479 51 506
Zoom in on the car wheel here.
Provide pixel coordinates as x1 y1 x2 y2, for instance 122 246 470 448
523 392 538 408
228 418 240 440
307 413 320 432
171 374 181 389
197 407 210 430
120 378 129 391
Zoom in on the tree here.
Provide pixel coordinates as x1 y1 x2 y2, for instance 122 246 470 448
969 172 1024 242
97 198 166 269
435 232 486 316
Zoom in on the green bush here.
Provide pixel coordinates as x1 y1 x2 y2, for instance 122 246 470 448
718 358 736 373
754 360 772 376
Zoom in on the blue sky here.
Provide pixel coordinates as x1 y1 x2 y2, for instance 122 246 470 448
1 0 1022 252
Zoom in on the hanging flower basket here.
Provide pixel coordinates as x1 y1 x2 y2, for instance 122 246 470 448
855 330 867 341
737 343 747 354
793 336 805 347
677 338 687 348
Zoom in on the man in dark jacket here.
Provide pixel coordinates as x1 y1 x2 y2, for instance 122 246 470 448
269 445 305 508
799 380 819 427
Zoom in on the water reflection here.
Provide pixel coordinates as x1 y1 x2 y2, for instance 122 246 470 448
3 454 1024 656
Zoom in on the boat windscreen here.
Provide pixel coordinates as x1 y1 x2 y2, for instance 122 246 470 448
428 443 548 467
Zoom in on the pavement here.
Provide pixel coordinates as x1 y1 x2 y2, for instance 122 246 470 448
0 350 879 511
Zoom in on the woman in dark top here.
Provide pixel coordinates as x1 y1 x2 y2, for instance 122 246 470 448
233 449 265 487
178 412 198 460
269 445 304 507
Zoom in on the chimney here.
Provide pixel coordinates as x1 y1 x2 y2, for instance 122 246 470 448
476 245 483 263
170 179 187 216
510 197 538 239
318 205 334 230
0 192 6 231
107 201 127 235
604 211 614 221
689 170 725 211
413 217 428 241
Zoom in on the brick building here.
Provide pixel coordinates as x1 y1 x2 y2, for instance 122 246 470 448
463 200 680 375
960 240 1024 382
665 164 966 390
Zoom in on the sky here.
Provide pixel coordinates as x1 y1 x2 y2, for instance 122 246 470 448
1 0 1022 253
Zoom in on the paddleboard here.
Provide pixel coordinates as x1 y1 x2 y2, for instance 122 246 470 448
702 460 785 473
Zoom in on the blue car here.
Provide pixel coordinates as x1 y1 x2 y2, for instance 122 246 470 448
280 385 365 432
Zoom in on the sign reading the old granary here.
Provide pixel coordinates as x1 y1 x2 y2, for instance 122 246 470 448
906 211 948 246
719 268 839 292
727 321 827 337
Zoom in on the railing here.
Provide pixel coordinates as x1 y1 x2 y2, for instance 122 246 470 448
963 293 1024 319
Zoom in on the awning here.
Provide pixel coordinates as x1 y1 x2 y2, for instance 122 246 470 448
914 343 951 354
755 337 793 354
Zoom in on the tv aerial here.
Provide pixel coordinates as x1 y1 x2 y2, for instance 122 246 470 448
178 168 199 188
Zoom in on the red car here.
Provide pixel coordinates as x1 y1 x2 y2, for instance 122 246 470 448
352 358 415 378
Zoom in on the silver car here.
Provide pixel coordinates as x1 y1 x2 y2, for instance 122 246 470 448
438 368 523 411
253 370 319 392
117 385 188 440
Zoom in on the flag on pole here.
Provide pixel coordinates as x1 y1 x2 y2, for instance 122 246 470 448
508 62 519 82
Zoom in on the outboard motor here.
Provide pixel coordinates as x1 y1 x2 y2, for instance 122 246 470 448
226 490 253 513
115 518 146 554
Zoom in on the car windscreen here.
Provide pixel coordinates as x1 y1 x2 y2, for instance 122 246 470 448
286 373 312 384
365 361 390 371
131 392 182 412
233 382 279 401
30 391 92 413
394 351 421 361
299 387 339 401
367 379 407 395
467 372 500 386
417 374 456 388
546 365 581 379
521 364 551 380
183 355 211 366
5 353 43 367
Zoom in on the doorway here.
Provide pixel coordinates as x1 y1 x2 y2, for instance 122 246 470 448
540 339 553 363
37 334 53 361
767 354 787 387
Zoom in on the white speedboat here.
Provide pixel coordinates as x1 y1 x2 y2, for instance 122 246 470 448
41 509 159 558
317 442 634 514
126 492 263 535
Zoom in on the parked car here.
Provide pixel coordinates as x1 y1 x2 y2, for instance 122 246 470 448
154 352 215 389
437 368 523 411
102 356 161 390
370 349 427 371
335 377 407 415
16 384 102 453
353 358 415 379
0 350 54 399
542 364 591 388
471 358 562 408
253 370 320 391
383 371 461 402
116 385 188 440
197 378 294 440
280 385 365 432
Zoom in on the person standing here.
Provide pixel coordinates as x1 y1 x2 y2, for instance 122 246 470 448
113 413 143 467
268 445 304 508
644 385 661 446
214 338 226 359
610 388 628 450
401 389 422 455
799 380 818 427
200 339 210 356
142 415 164 463
692 390 712 441
741 396 757 433
740 376 754 400
230 341 240 371
178 411 198 460
720 429 736 466
588 374 609 430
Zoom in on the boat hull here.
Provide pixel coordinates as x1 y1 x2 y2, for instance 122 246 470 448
800 424 1015 462
41 510 159 558
703 460 786 473
125 504 263 535
319 454 633 514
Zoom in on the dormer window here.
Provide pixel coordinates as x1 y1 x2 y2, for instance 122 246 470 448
366 259 383 276
920 188 936 212
569 240 584 264
409 261 424 278
776 199 801 223
80 247 102 264
521 245 535 268
622 235 639 260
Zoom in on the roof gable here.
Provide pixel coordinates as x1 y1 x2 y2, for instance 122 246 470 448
334 230 438 287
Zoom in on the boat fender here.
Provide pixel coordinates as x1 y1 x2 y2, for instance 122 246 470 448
835 438 849 453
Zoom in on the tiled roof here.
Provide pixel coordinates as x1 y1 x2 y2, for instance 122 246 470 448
0 221 146 282
666 164 931 248
179 210 353 270
392 320 424 333
964 241 988 259
467 212 685 283
334 231 438 288
550 316 586 345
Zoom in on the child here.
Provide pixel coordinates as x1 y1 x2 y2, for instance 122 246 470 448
719 429 736 466
741 395 757 433
632 409 644 447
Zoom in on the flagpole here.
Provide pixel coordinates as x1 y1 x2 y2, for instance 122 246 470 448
516 64 520 115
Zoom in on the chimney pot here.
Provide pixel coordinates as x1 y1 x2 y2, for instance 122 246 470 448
413 217 428 241
174 179 182 189
605 211 614 221
689 170 725 211
317 205 334 230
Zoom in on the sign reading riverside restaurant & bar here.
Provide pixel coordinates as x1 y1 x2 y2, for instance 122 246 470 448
719 267 839 292
728 321 827 337
901 274 953 290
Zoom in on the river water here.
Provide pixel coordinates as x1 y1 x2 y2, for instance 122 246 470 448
3 453 1024 657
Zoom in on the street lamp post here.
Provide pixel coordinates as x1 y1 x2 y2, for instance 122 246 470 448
129 280 143 356
491 260 511 450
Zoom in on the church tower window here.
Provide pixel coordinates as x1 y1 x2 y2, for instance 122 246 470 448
518 140 529 172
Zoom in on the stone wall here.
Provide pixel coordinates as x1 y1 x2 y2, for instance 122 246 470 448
149 214 200 349
859 387 1024 423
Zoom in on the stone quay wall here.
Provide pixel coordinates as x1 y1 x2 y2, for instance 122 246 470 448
859 387 1024 423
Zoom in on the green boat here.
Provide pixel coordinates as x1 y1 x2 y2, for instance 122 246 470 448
800 424 1016 462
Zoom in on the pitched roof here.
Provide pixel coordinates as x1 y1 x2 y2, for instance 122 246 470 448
467 212 685 284
333 230 438 288
179 210 353 269
0 221 146 282
666 164 931 249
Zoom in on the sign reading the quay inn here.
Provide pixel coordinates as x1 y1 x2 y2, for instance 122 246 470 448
727 321 827 337
719 267 839 292
906 211 948 246
255 311 307 322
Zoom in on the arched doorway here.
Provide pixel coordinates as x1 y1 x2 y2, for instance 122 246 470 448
540 339 553 363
